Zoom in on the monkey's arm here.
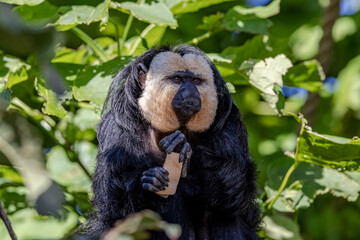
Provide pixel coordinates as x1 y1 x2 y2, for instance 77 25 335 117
198 110 259 223
92 145 167 231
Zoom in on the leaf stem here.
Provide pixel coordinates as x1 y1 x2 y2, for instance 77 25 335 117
185 32 212 45
120 14 134 53
128 24 156 55
0 201 18 240
71 27 109 62
267 161 298 210
109 17 121 56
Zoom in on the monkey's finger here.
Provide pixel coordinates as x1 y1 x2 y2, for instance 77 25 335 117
181 159 189 178
141 176 168 188
143 168 169 183
166 133 186 154
159 130 181 150
179 142 191 163
142 183 163 192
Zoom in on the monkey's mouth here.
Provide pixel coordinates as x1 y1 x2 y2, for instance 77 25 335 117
172 100 201 125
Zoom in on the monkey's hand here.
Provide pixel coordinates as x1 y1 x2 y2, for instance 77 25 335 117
141 167 169 193
159 130 192 178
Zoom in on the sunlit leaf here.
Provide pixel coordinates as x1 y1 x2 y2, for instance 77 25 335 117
223 8 271 34
14 1 58 23
283 60 325 92
241 54 292 113
0 0 44 6
114 2 177 29
55 2 109 30
197 12 224 32
46 146 91 192
169 0 234 15
263 214 302 240
0 165 23 187
103 210 181 240
231 0 280 18
0 208 77 240
293 113 360 172
35 78 67 118
222 35 291 68
6 66 28 88
73 57 129 108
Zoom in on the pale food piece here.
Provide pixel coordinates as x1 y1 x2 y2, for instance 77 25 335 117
157 152 182 198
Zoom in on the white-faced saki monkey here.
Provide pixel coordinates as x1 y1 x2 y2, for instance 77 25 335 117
88 45 260 239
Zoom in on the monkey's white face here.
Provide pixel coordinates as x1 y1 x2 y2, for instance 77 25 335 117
138 52 218 133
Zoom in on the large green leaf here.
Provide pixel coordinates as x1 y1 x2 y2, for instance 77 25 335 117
241 54 292 113
266 160 360 212
14 1 58 23
263 214 302 240
169 0 234 15
223 8 271 34
223 0 280 34
197 12 224 32
72 57 129 108
46 145 91 192
55 1 109 30
0 209 77 240
232 0 280 18
114 2 177 29
222 35 291 68
103 210 181 240
333 55 360 118
0 56 31 89
283 60 325 92
0 0 44 5
0 165 23 188
292 113 360 172
35 78 67 118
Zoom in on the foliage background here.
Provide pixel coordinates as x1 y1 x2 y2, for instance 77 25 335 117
0 0 360 239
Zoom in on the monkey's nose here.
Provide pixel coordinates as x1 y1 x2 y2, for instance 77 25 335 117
182 98 201 113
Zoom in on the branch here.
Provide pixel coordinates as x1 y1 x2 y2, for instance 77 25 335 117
0 201 18 240
301 0 340 125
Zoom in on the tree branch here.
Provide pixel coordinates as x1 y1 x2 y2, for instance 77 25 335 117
0 201 18 240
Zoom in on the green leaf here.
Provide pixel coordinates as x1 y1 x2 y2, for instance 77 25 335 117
55 2 109 30
283 60 325 92
223 8 271 34
103 210 181 240
263 214 302 240
294 114 360 172
116 2 177 29
241 54 292 113
73 57 129 108
197 12 224 32
14 1 58 23
266 160 360 212
0 0 44 6
0 208 77 240
222 35 291 68
35 78 67 118
333 55 360 118
226 82 236 94
230 0 280 19
289 24 322 60
169 0 234 15
46 146 90 192
6 66 28 88
0 165 23 188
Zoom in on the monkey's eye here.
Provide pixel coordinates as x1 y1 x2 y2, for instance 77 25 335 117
172 76 182 83
193 78 202 84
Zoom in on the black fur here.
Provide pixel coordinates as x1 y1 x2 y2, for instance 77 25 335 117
87 45 260 239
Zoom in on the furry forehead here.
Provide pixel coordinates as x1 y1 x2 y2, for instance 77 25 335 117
147 52 214 82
